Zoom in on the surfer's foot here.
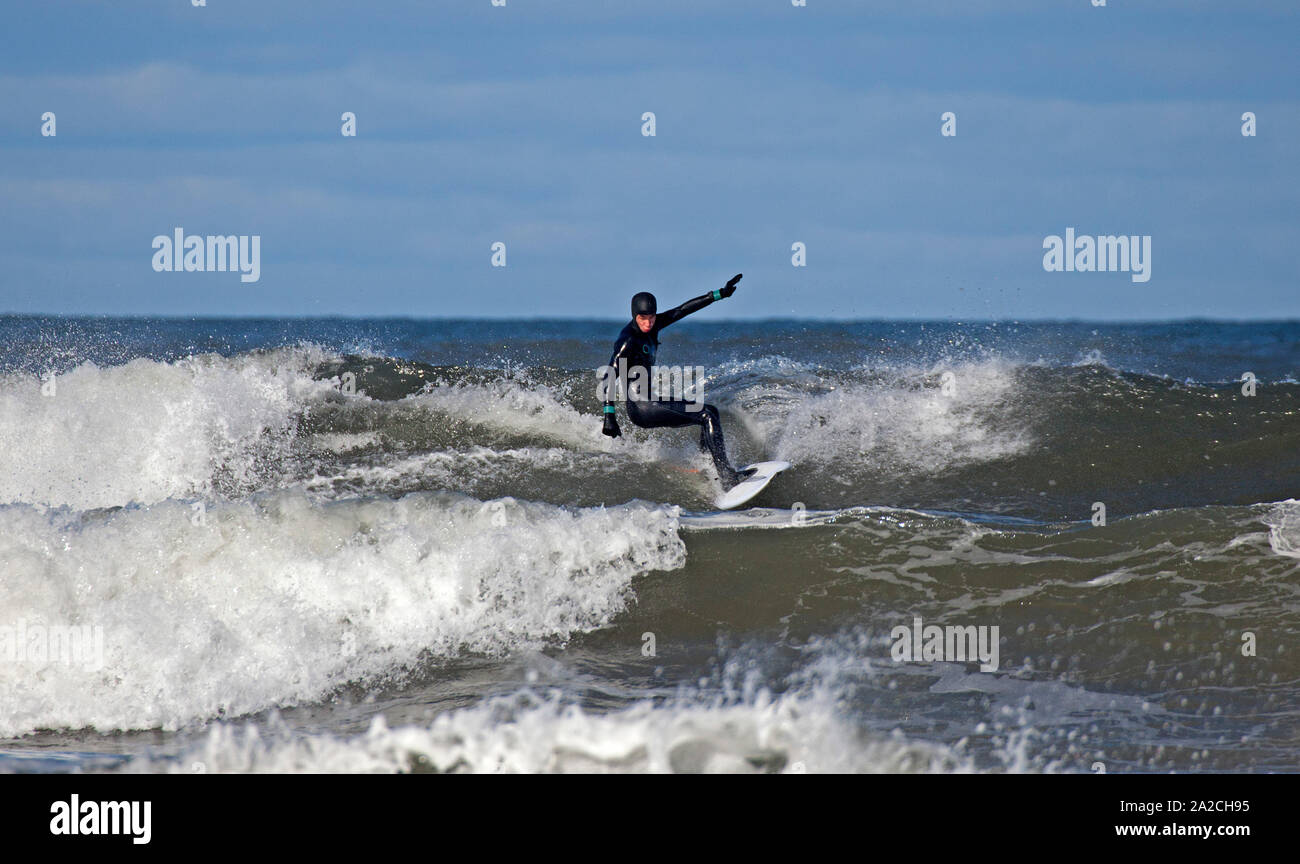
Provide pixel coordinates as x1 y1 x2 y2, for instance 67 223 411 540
720 466 754 491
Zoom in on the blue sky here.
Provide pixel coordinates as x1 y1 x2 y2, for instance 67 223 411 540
1 0 1296 319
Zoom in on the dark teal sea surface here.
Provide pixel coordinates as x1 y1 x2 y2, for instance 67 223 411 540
0 317 1296 772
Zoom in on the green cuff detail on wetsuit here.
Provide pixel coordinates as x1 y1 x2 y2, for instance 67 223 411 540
603 405 616 414
712 289 722 301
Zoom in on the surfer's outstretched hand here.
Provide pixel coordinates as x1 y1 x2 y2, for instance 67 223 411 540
720 273 742 298
602 413 622 438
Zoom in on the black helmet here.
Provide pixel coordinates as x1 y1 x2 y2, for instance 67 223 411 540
631 292 657 318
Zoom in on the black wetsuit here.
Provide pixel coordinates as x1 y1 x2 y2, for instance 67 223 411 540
603 291 740 486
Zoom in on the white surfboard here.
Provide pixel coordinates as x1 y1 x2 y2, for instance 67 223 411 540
714 461 791 510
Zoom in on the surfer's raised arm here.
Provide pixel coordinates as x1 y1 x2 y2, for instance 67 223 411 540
655 273 742 329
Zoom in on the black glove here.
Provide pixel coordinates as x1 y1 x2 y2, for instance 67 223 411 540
602 412 621 438
720 273 742 298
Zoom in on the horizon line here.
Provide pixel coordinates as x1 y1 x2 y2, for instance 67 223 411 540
3 312 1299 326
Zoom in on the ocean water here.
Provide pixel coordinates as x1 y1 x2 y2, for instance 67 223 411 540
0 316 1296 773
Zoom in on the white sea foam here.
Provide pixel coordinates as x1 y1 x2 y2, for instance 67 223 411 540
301 445 622 497
122 687 969 774
0 348 336 510
406 375 685 466
1262 500 1300 559
768 359 1032 476
0 491 685 737
0 347 662 511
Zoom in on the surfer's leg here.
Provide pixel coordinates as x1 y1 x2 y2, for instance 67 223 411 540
626 399 693 430
696 404 742 485
629 400 741 487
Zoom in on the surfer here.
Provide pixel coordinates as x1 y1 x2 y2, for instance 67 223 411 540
601 274 749 489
